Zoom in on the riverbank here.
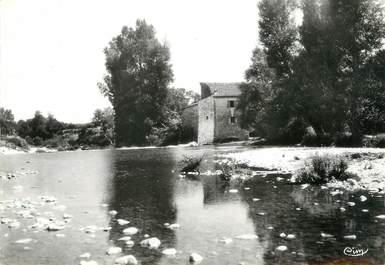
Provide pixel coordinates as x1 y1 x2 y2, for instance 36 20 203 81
223 147 385 193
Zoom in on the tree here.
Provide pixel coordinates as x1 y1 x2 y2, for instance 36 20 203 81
99 19 174 146
0 108 16 136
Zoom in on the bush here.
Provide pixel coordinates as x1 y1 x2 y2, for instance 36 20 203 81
4 136 28 149
301 133 333 147
296 155 352 184
363 133 385 148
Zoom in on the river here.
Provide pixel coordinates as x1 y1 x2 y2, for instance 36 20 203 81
0 146 384 265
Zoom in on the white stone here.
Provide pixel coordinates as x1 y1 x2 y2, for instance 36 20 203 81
167 223 180 230
321 232 334 238
344 235 356 240
47 223 65 231
340 207 346 212
276 245 288 251
106 247 122 255
117 236 131 241
362 209 369 212
55 233 66 238
125 240 135 247
79 252 91 259
347 202 356 206
252 198 260 201
114 255 138 265
359 195 367 202
117 219 130 226
287 234 296 239
140 237 161 249
162 248 177 256
123 227 138 235
375 214 385 219
189 253 203 264
279 233 286 238
109 210 118 216
229 189 238 193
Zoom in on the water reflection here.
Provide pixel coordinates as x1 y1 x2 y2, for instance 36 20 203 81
106 149 178 265
241 174 385 265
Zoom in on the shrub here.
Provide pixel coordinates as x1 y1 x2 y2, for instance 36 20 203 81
296 155 352 184
301 133 333 147
4 136 28 149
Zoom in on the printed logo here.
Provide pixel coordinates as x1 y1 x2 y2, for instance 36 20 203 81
343 247 368 257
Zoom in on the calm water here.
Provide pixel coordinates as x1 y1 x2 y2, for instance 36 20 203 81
0 147 384 265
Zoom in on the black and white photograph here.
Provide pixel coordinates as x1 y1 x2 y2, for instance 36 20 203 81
1 0 385 264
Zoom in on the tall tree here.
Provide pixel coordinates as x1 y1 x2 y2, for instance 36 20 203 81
0 108 16 136
99 20 173 146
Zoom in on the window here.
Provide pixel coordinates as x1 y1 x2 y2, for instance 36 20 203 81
228 100 235 108
206 115 209 120
230 117 236 124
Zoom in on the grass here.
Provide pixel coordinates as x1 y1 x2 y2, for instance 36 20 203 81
296 155 354 184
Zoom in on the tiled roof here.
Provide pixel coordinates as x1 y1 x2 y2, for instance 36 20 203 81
201 82 242 97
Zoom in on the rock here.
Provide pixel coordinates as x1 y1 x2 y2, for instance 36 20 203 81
295 208 301 211
47 223 65 231
189 253 203 264
79 252 91 259
117 219 130 226
362 209 369 212
276 245 288 251
229 189 238 193
218 237 232 244
267 226 274 230
359 195 367 202
125 240 135 247
347 202 356 206
167 223 180 230
109 210 118 216
375 215 385 219
114 255 138 265
162 248 177 256
106 246 122 255
340 207 346 212
344 235 357 240
143 234 150 238
287 234 296 239
279 233 286 238
140 237 161 249
252 198 260 201
117 236 131 241
164 223 170 227
258 212 266 216
321 232 334 238
123 227 138 235
80 261 98 265
301 184 309 190
235 234 258 240
15 238 33 244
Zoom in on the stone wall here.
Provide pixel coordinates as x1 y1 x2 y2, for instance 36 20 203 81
181 104 198 141
214 97 249 142
198 96 215 145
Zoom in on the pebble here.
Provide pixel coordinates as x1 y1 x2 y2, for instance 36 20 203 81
347 202 356 206
162 248 177 256
167 223 180 230
123 227 138 235
117 236 131 241
340 207 346 212
252 198 260 202
109 210 118 216
55 234 66 238
125 240 135 247
79 253 91 259
276 245 288 251
344 235 357 240
114 255 138 265
229 189 238 193
258 212 266 216
359 195 367 202
140 237 161 249
321 233 334 238
375 215 385 219
106 247 122 255
287 234 296 239
362 209 369 212
279 233 286 238
117 219 130 226
189 253 203 264
47 223 65 231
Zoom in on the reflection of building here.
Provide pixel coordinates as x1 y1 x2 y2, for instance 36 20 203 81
182 83 249 145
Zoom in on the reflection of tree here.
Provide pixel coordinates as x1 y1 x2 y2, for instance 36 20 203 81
240 175 385 265
106 149 178 265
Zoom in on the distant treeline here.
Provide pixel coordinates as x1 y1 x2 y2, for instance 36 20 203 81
238 0 385 146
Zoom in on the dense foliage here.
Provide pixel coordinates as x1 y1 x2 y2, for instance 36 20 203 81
99 20 178 146
0 108 16 136
239 0 385 145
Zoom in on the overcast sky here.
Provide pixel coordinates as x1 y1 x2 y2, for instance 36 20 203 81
0 0 258 123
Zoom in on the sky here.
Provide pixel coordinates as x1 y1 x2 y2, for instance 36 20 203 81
0 0 258 123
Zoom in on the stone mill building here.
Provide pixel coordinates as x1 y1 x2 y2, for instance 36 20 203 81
182 82 249 145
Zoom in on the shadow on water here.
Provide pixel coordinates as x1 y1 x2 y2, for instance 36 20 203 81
106 149 178 265
240 173 385 265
